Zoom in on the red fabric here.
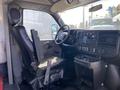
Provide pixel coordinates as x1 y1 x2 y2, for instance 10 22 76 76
0 76 3 90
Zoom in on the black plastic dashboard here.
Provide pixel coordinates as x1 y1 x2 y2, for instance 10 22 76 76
64 30 120 59
61 30 120 89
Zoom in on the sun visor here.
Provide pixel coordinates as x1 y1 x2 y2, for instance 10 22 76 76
51 0 100 12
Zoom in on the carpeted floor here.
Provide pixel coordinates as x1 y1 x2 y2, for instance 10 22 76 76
0 76 3 90
4 83 18 90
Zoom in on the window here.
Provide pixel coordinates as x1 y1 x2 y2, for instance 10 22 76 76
23 9 60 40
59 0 120 30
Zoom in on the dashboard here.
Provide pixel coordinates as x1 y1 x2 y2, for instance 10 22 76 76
62 30 120 88
64 30 120 59
62 30 120 89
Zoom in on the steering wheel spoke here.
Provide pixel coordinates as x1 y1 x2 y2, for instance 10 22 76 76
55 25 70 44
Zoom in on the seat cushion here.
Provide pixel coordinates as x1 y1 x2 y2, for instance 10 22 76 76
36 56 63 78
38 56 63 70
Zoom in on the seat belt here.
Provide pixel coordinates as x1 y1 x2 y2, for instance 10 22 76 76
31 30 44 63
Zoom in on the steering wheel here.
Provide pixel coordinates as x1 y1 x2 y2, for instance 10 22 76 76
55 25 70 44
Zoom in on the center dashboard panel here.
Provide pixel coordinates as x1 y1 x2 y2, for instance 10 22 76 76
63 30 120 89
64 30 120 59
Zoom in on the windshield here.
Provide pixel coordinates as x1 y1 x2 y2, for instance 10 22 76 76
59 0 120 30
91 18 113 26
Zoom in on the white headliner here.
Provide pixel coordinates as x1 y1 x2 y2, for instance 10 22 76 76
16 0 52 5
9 0 98 13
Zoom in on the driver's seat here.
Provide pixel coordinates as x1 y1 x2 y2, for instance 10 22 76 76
8 4 36 82
8 4 64 90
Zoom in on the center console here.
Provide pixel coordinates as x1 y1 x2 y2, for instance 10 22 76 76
74 55 105 89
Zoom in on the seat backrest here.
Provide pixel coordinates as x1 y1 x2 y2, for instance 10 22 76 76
8 5 36 70
31 30 44 63
12 26 36 65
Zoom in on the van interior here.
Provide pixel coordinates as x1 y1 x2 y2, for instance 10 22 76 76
0 0 120 90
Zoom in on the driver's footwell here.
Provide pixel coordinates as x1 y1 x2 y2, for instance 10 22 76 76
19 83 108 90
19 81 80 90
49 86 108 90
46 82 108 90
19 80 108 90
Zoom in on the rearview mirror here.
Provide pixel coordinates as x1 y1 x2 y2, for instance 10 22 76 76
89 4 102 12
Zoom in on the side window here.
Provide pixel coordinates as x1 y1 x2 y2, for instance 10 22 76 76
23 9 60 40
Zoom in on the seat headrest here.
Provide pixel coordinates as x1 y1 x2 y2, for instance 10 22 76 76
8 4 22 26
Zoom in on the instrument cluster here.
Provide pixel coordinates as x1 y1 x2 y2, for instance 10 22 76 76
64 30 120 58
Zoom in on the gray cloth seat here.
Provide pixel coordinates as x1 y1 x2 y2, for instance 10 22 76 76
8 5 64 89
